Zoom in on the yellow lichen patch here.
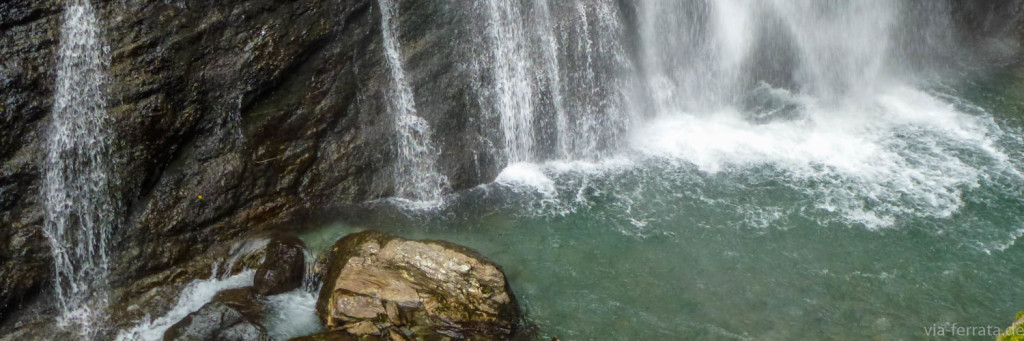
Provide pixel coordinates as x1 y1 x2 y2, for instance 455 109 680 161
1000 310 1024 341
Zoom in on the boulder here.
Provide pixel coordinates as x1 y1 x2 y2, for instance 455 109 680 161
315 231 521 340
163 287 268 341
254 235 306 295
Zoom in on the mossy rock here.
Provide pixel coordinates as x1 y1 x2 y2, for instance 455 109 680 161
999 310 1024 341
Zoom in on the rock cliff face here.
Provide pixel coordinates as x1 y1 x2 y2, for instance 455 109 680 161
0 0 503 328
950 1 1024 64
1 0 64 323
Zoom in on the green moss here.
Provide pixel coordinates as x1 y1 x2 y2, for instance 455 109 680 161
999 310 1024 341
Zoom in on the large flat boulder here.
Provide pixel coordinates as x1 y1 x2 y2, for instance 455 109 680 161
316 231 520 340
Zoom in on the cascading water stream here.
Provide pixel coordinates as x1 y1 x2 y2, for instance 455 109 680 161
636 0 914 110
532 0 569 158
378 0 449 203
478 0 634 163
44 0 119 333
482 0 536 163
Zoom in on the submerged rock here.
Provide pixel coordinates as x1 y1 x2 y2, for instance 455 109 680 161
163 287 268 341
316 231 521 340
254 235 306 295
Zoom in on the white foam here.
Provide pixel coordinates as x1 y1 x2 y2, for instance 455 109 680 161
628 85 1007 228
115 270 255 341
543 157 634 175
982 227 1024 255
496 162 558 196
264 290 322 340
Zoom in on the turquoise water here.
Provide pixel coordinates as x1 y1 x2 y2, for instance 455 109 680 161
293 68 1024 340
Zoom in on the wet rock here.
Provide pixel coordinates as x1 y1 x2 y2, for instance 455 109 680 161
163 287 268 341
316 231 521 340
949 1 1024 64
287 330 361 341
0 0 61 325
4 0 417 333
254 235 306 295
106 236 272 333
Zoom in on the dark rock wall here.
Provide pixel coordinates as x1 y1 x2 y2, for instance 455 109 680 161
0 0 63 323
0 0 501 325
951 1 1024 64
100 0 387 290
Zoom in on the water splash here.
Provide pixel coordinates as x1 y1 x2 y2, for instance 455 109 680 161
43 0 119 333
264 290 322 340
114 270 256 341
379 0 449 204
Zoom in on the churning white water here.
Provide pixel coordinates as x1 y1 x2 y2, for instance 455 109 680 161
263 289 322 340
478 0 1021 236
115 271 256 341
630 85 1013 229
378 0 449 203
43 0 119 332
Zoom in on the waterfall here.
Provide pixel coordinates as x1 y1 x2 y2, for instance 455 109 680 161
43 0 119 332
476 0 634 163
482 0 536 163
636 0 947 111
483 0 980 229
378 0 449 203
533 0 569 159
463 0 946 164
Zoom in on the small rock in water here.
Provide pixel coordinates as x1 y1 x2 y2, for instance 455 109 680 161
163 287 269 341
254 234 306 295
315 231 522 340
